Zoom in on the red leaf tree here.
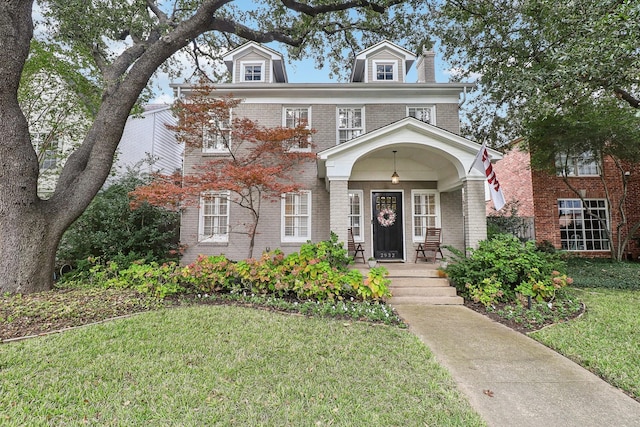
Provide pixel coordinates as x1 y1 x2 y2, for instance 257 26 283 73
131 85 316 258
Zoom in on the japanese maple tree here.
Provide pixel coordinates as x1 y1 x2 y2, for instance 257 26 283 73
131 85 315 258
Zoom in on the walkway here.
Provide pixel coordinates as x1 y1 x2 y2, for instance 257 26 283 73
393 304 640 427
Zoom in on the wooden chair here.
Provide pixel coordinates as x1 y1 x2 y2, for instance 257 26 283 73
347 228 365 263
415 227 444 263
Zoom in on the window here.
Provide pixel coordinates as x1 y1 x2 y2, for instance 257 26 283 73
284 107 311 150
348 190 364 242
558 199 609 251
36 133 59 170
241 61 265 82
556 152 599 176
282 191 311 242
199 192 230 242
337 107 363 144
203 113 231 153
408 106 435 125
412 191 439 242
373 61 396 81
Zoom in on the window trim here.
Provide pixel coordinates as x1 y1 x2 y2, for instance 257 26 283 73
281 190 312 243
372 60 398 82
283 106 312 152
199 191 230 243
348 190 364 242
411 190 441 243
202 111 232 154
407 105 436 126
558 198 610 251
336 106 364 145
555 152 600 177
240 60 266 82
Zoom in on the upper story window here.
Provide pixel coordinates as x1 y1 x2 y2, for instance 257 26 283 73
199 191 230 243
241 61 265 82
373 60 397 81
556 152 600 176
284 107 311 151
203 112 231 153
408 106 435 125
337 107 363 144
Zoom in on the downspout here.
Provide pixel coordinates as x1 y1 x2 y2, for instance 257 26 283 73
458 86 468 108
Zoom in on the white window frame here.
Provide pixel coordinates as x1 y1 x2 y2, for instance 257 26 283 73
337 107 364 145
555 152 600 176
348 190 364 242
407 106 436 125
372 60 398 82
202 111 232 154
240 60 266 82
283 106 311 152
558 198 610 251
199 191 230 243
411 190 441 243
281 191 311 242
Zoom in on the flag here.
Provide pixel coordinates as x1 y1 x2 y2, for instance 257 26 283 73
470 142 506 211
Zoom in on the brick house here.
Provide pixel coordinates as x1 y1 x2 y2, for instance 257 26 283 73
174 41 501 263
497 142 640 259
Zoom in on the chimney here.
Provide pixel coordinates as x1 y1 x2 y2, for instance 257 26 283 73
416 51 436 83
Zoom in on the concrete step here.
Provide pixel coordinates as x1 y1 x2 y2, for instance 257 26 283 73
390 286 458 297
389 295 464 305
390 277 450 287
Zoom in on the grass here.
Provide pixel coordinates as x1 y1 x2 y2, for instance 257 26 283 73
0 305 485 426
529 287 640 399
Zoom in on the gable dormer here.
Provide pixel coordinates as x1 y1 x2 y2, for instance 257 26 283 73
223 42 288 83
350 40 416 83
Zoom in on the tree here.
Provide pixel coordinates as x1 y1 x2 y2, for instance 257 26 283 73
429 0 640 143
131 86 315 259
0 1 427 293
526 98 640 261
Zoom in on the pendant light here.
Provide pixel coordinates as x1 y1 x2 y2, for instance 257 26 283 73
391 150 400 184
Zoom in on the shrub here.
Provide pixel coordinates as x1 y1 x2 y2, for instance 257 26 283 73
445 233 568 302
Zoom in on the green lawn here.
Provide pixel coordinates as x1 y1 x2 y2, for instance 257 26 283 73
0 305 485 426
530 288 640 399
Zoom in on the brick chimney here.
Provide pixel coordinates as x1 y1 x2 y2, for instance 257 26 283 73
416 51 436 83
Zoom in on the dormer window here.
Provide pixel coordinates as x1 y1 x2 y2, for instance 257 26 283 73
241 61 265 82
375 62 395 81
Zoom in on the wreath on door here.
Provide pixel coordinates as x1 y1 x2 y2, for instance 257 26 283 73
377 207 397 227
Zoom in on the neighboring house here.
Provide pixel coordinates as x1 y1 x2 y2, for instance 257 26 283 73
112 105 182 178
174 40 502 263
497 142 640 259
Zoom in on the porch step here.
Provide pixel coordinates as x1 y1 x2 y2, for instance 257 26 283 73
389 295 464 305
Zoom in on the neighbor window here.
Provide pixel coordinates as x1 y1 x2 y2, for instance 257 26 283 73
412 190 440 242
282 191 311 242
348 190 364 242
373 61 396 81
284 107 311 150
555 152 600 176
337 107 363 144
408 106 436 125
199 192 230 243
35 133 59 171
558 199 609 251
202 112 231 153
241 61 265 82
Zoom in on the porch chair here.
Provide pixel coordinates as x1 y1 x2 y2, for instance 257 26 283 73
415 227 444 263
347 228 365 263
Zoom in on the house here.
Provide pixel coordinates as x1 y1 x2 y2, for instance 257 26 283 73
173 41 502 263
112 105 182 178
496 142 640 259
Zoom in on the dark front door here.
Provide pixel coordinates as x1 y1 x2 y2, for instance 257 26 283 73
372 192 403 260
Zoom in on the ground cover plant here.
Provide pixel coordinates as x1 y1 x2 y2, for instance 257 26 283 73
565 257 640 290
530 288 640 400
0 305 486 426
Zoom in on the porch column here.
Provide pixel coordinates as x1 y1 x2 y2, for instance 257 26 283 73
329 179 349 244
464 179 487 249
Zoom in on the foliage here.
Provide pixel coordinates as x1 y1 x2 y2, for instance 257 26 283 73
57 170 180 273
130 86 316 258
492 291 583 331
566 257 640 290
430 0 640 144
445 234 568 302
515 268 573 303
487 200 532 242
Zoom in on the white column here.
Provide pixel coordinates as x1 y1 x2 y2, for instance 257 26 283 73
329 179 349 244
463 179 487 249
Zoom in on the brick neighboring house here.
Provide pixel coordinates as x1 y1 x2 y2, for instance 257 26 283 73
497 142 640 259
174 41 502 263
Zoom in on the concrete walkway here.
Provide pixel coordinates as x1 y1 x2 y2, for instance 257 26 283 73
393 305 640 427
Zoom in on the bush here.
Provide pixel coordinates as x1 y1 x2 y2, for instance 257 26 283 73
445 233 568 303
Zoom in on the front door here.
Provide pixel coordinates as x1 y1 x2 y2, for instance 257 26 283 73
372 192 403 260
